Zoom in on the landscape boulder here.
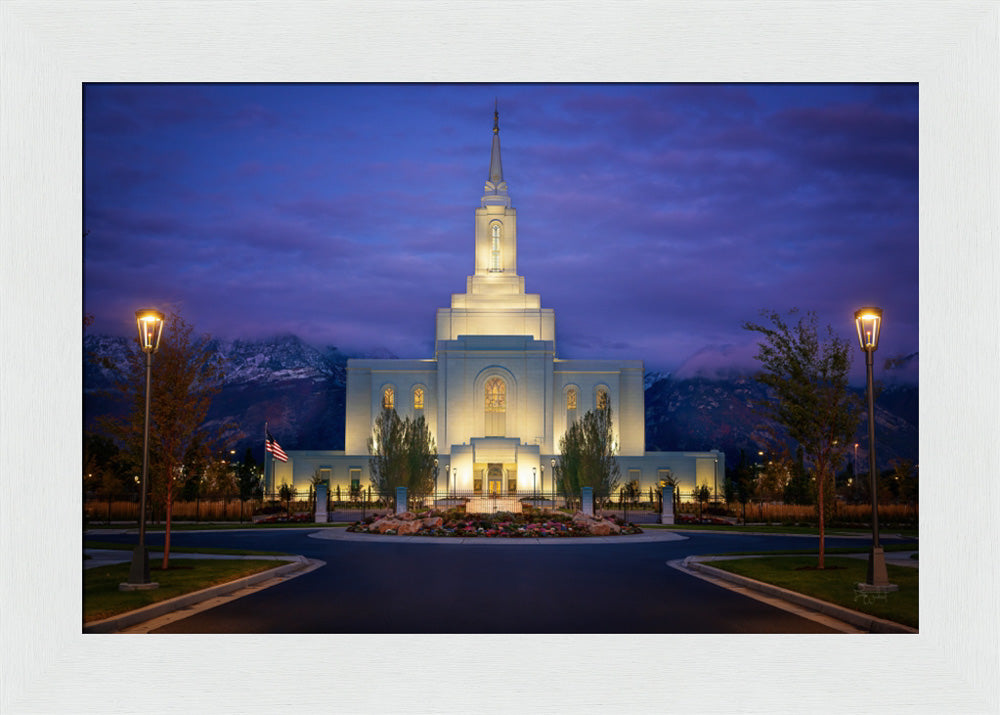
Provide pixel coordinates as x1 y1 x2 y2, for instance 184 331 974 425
572 511 622 536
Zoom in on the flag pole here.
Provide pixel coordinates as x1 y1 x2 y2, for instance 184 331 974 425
265 421 271 496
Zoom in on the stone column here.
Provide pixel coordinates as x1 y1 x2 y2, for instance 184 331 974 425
581 486 594 516
660 485 674 525
314 483 328 523
396 486 408 515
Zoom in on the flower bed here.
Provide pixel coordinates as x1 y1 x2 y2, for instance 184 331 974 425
346 508 643 537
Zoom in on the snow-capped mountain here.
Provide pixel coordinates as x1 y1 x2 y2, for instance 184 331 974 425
84 334 918 471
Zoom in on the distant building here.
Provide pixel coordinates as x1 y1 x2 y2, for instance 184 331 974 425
275 109 722 505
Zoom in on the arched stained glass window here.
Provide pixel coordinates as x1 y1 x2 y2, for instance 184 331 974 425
382 386 394 410
413 387 424 411
485 377 506 436
485 378 505 411
597 387 609 411
566 387 578 426
490 222 502 272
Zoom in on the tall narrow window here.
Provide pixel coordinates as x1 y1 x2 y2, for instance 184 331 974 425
566 388 578 426
382 386 394 410
413 387 424 411
485 377 506 436
597 387 609 411
490 222 502 272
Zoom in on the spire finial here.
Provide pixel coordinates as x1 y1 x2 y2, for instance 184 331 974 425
484 102 508 204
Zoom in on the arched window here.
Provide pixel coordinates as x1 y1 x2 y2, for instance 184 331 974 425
485 377 506 436
490 222 502 272
413 387 424 411
566 387 578 426
597 387 609 411
382 386 394 410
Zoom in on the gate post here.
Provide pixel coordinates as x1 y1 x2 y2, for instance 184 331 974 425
396 486 408 515
660 485 675 525
314 482 328 523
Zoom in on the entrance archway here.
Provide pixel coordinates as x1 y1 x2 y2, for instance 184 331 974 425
487 463 503 495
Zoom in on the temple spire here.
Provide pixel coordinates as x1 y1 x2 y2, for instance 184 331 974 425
483 103 509 207
488 101 504 184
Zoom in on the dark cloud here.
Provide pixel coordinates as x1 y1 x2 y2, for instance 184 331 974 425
83 84 918 376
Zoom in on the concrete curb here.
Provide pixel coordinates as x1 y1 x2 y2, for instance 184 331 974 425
309 526 688 545
683 556 917 634
83 556 315 633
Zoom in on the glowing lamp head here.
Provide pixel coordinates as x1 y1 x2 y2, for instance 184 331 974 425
135 309 165 354
854 307 883 352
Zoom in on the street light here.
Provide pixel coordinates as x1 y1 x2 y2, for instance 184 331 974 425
854 306 896 592
122 308 165 590
532 467 537 497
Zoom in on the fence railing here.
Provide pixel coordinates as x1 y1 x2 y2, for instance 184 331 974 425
85 489 918 527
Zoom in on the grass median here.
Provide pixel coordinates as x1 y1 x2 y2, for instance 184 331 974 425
84 540 290 556
707 555 918 629
643 523 918 538
84 559 284 624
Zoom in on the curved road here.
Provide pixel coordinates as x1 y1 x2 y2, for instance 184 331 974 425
89 528 913 633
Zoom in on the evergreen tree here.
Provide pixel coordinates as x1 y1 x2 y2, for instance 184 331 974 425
732 449 757 524
557 406 621 505
237 448 261 501
368 408 438 503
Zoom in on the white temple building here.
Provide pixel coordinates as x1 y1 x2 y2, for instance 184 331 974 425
275 110 723 503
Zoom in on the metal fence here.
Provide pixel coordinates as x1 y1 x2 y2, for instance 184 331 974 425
84 486 676 526
317 488 665 522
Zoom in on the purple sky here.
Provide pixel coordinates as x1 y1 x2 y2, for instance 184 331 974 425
83 83 918 380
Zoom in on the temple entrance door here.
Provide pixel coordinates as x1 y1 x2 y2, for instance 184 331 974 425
487 464 503 496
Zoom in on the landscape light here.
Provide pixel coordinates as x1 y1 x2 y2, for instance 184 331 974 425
854 305 896 592
122 308 165 590
854 307 882 352
135 308 165 353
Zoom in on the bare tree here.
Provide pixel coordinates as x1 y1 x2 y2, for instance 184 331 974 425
100 312 223 568
744 308 860 568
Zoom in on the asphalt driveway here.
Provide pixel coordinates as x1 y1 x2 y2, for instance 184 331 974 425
86 528 911 633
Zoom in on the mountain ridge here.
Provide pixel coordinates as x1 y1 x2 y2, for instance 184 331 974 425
84 334 917 472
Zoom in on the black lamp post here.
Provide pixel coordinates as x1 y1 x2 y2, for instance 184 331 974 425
854 307 896 592
122 308 165 590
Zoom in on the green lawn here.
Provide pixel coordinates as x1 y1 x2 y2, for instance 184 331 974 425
642 523 918 538
84 540 289 556
707 555 918 629
708 543 917 557
84 559 282 623
143 522 340 530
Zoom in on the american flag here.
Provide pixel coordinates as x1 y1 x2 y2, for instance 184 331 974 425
265 429 288 462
